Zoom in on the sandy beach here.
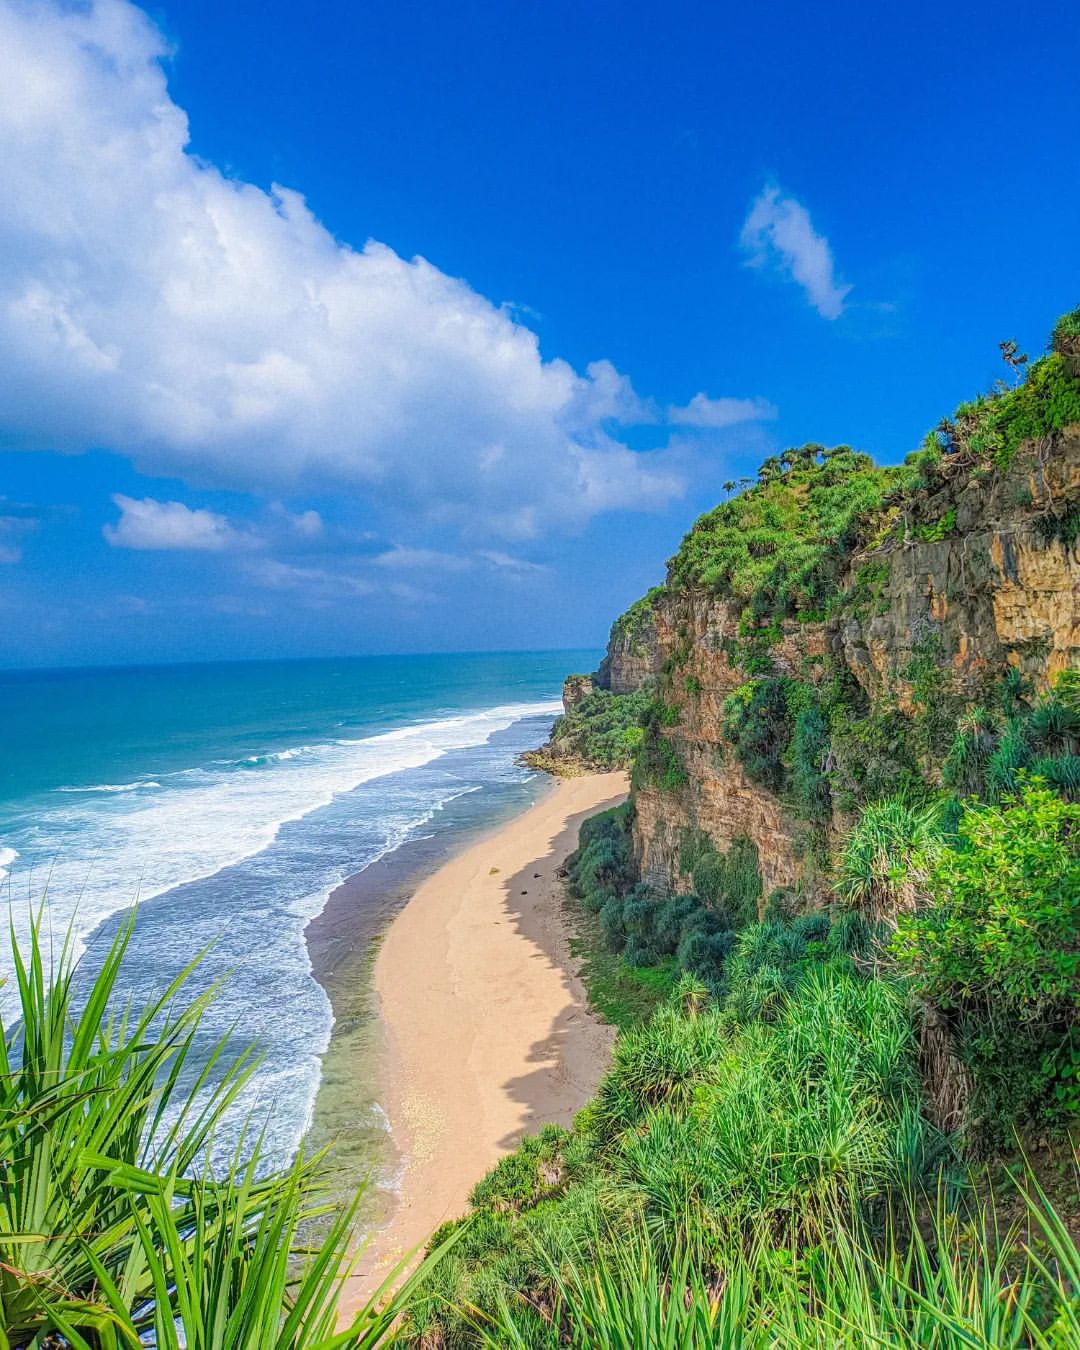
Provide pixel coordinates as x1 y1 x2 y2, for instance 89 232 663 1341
337 770 625 1314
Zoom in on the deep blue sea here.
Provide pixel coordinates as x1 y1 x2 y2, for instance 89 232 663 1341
0 650 593 1167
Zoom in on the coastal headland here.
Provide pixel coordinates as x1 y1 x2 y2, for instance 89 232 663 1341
336 770 624 1314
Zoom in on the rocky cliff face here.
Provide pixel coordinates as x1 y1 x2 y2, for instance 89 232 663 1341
596 594 664 693
600 430 1080 907
840 426 1080 710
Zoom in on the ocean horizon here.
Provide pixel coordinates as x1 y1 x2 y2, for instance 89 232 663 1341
0 649 595 1168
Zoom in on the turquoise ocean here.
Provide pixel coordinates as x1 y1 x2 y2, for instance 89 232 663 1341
0 650 594 1168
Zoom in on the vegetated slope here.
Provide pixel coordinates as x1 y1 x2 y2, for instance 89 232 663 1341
399 306 1080 1347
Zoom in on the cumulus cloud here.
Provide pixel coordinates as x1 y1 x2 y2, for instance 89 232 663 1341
739 185 851 319
667 393 777 429
0 0 722 538
284 508 324 540
103 495 256 551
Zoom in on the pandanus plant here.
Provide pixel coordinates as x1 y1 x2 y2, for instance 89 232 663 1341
0 909 436 1348
836 797 945 929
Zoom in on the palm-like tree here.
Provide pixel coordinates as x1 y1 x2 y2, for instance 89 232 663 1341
837 798 945 927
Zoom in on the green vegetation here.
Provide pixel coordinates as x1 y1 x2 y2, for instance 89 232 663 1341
400 763 1080 1344
535 685 652 771
662 305 1080 647
837 796 946 926
941 671 1080 804
894 783 1080 1017
630 703 687 792
935 351 1080 472
0 913 435 1347
609 586 665 654
914 505 957 541
891 782 1080 1142
667 445 904 622
565 809 762 989
721 674 823 793
463 1198 1080 1349
402 931 948 1346
680 829 761 927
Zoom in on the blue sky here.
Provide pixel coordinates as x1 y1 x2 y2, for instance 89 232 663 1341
1 0 1077 668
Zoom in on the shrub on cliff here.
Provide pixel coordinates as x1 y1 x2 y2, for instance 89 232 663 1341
545 686 652 770
682 831 762 929
566 803 636 907
837 797 947 928
465 1189 1080 1349
941 674 1080 804
890 782 1080 1141
893 782 1080 1019
667 445 907 621
935 349 1080 472
609 585 665 654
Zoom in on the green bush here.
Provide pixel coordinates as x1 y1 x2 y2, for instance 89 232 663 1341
463 1187 1080 1349
688 833 762 928
1051 300 1080 357
566 803 637 908
914 505 958 541
545 686 653 769
722 677 792 792
631 709 687 792
892 782 1080 1018
403 957 940 1345
609 585 665 654
469 1123 572 1213
667 446 905 621
791 704 832 822
938 350 1080 471
0 912 431 1348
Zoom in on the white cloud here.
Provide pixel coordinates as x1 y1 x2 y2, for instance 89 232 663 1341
103 495 255 551
667 393 777 428
739 185 851 319
371 545 473 571
478 550 549 574
0 0 694 537
285 508 324 540
242 557 434 606
243 558 375 597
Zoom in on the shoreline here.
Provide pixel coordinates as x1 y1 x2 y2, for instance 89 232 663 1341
335 770 625 1315
304 771 558 1221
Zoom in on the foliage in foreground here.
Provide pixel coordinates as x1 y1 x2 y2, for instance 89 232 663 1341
0 912 432 1348
472 1190 1080 1350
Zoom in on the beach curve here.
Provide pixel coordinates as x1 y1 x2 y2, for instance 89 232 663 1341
338 770 625 1315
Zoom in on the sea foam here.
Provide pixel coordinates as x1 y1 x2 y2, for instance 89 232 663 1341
0 700 559 1022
